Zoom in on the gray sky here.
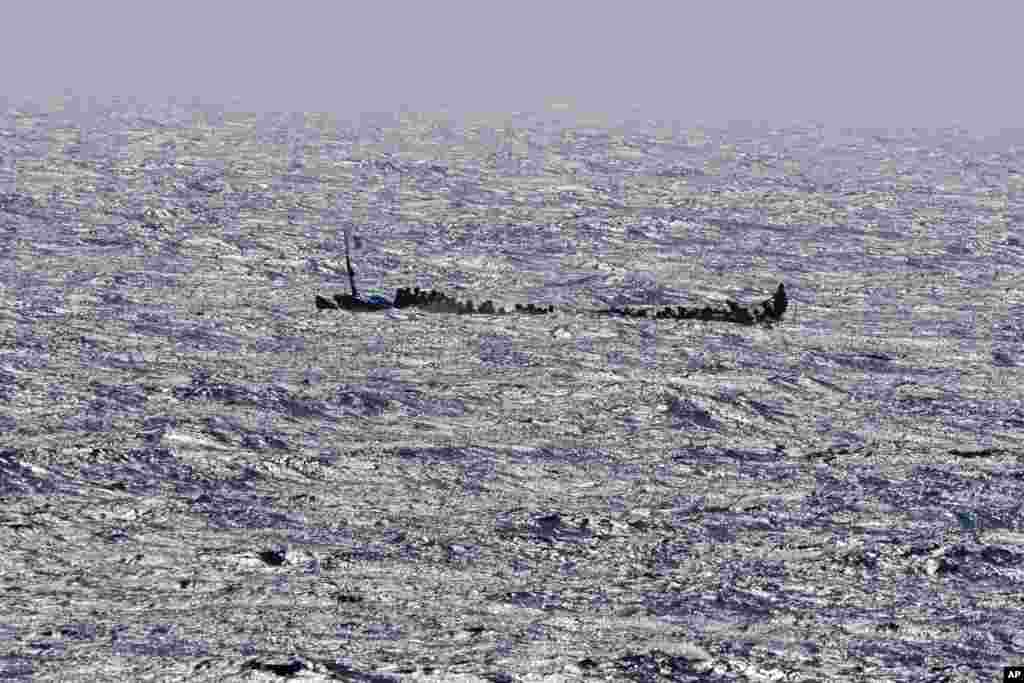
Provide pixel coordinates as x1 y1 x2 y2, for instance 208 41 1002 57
4 2 1020 131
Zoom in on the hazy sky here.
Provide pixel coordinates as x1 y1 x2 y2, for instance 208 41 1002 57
4 2 1020 131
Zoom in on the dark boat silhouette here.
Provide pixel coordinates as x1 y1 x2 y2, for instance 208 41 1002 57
318 227 788 326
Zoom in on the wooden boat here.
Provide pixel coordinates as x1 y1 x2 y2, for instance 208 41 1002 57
316 227 788 326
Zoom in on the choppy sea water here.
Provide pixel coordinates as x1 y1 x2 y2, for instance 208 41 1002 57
1 100 1023 681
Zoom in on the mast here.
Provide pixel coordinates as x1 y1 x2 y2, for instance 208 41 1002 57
343 225 359 301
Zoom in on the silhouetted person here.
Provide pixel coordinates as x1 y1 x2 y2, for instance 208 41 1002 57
772 283 788 318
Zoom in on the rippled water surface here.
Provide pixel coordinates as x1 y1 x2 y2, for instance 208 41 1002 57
1 101 1023 681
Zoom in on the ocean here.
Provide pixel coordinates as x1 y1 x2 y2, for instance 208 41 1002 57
2 99 1022 681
